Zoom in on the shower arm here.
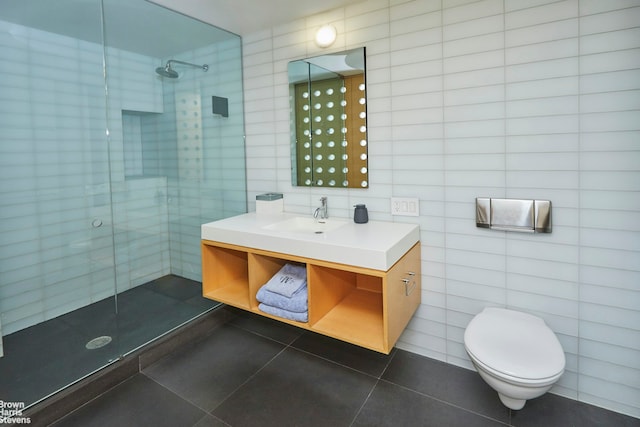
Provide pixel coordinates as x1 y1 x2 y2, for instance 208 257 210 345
166 59 208 71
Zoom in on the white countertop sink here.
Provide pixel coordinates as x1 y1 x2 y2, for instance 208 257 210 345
201 212 420 271
262 216 348 234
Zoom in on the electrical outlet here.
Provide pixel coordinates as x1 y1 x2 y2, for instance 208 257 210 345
391 197 419 216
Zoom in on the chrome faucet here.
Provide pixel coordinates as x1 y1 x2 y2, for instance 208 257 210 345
314 196 328 221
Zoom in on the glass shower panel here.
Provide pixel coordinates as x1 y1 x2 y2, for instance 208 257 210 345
0 0 246 409
0 0 119 405
101 1 246 356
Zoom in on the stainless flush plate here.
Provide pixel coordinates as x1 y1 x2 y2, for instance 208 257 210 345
476 198 551 233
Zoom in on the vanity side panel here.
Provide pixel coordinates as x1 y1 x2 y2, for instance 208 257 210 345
384 243 421 352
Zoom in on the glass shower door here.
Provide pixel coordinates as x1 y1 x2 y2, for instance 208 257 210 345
0 0 120 406
101 0 245 358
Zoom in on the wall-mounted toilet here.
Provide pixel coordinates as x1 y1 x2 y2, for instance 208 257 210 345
464 307 565 410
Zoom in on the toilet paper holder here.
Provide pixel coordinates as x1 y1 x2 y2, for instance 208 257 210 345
476 198 552 233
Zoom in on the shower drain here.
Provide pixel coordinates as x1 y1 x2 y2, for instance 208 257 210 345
85 335 112 350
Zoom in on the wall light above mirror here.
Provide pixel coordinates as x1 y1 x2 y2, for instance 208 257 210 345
315 25 337 48
288 47 368 189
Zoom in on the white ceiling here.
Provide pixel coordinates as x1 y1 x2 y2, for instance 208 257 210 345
150 0 365 35
1 0 234 57
0 0 364 58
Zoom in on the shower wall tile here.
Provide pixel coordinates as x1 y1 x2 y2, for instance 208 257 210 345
0 18 245 334
0 21 109 335
111 173 170 291
106 50 163 113
242 0 640 419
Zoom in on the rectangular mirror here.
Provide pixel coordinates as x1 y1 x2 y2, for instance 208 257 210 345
288 47 368 188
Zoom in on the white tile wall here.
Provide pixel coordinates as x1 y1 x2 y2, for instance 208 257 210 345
0 20 245 332
241 0 640 418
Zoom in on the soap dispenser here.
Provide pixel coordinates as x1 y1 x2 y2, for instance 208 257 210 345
353 204 368 224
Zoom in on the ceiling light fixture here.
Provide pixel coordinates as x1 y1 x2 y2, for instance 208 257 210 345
315 24 337 48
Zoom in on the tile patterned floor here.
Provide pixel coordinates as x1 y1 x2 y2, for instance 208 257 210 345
51 311 639 427
0 275 217 407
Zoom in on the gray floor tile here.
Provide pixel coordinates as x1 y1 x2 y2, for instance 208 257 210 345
143 323 285 412
142 274 203 301
1 274 216 409
227 310 304 345
291 330 394 378
0 317 118 405
51 374 205 427
382 349 511 424
512 392 640 427
353 380 509 427
193 414 230 427
212 347 377 427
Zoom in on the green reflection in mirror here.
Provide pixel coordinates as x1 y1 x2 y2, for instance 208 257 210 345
288 47 368 188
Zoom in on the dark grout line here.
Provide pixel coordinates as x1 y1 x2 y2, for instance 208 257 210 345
142 371 211 417
375 378 513 427
348 378 380 427
207 344 290 415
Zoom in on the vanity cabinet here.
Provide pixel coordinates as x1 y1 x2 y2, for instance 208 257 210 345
201 240 421 354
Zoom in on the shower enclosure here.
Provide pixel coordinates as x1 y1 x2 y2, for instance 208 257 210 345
0 0 246 408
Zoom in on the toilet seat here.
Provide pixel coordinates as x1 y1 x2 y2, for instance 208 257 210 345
467 350 562 386
464 308 565 381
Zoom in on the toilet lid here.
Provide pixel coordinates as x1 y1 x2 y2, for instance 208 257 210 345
464 308 565 380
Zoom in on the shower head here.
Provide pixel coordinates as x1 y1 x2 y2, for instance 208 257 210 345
156 63 179 78
156 59 209 78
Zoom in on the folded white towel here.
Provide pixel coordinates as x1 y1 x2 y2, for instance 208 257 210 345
263 263 307 298
258 303 308 322
257 285 308 313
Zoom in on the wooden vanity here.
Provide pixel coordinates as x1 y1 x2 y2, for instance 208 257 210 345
201 213 421 354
